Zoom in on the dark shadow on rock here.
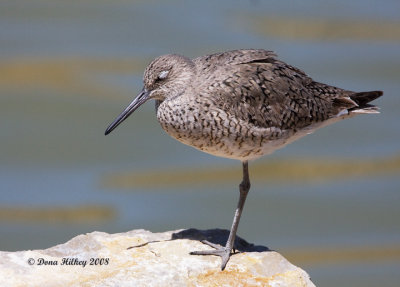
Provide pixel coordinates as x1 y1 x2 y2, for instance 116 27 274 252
171 228 270 253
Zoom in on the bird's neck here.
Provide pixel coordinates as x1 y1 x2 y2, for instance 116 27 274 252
155 99 163 113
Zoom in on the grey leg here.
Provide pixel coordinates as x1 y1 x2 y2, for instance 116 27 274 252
190 161 251 270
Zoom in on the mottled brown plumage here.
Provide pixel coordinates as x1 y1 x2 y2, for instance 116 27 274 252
105 49 382 270
143 50 381 161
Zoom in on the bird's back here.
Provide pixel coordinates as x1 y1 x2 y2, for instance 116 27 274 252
193 49 365 130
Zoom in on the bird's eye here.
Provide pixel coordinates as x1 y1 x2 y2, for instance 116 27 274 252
157 70 169 81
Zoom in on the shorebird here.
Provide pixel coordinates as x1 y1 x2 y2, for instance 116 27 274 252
105 49 382 270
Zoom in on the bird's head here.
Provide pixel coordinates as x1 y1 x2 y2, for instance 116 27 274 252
105 54 195 135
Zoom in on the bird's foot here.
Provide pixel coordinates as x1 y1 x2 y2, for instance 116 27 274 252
190 240 235 270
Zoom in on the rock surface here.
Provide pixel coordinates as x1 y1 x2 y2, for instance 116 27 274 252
0 229 315 287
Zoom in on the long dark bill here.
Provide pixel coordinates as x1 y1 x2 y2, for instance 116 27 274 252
105 88 150 135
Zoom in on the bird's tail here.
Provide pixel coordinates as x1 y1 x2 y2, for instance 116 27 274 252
349 90 383 114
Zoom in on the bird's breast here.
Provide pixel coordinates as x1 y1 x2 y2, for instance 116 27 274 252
156 98 292 161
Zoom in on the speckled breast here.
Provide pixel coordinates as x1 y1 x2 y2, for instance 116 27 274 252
156 97 289 161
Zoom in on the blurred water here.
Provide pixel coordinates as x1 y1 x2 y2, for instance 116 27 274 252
1 1 400 286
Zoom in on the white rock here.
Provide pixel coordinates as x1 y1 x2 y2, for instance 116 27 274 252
0 229 315 287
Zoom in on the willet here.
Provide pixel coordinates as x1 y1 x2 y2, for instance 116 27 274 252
105 49 382 270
